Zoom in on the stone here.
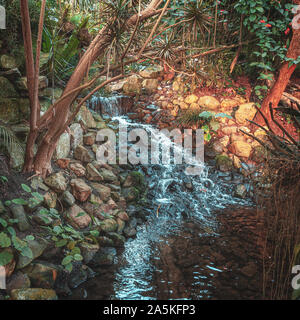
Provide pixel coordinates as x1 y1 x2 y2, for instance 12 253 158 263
198 96 220 110
142 78 159 94
9 142 25 170
65 205 91 229
220 98 240 111
212 140 224 154
70 123 83 149
234 184 247 199
6 272 31 292
70 179 92 202
61 191 75 207
240 262 257 278
83 132 96 146
230 141 252 158
215 155 233 172
219 136 230 148
107 232 126 247
44 172 67 193
117 218 125 233
1 248 15 277
0 76 18 98
123 75 142 95
0 55 17 69
139 65 163 79
41 87 63 100
251 145 268 164
74 145 94 163
79 242 100 264
56 158 71 169
91 247 117 266
69 162 86 177
100 219 118 233
222 126 238 135
235 103 257 125
30 177 49 192
86 163 103 182
184 94 198 104
10 288 57 300
117 211 129 222
10 205 30 231
124 226 137 238
16 76 48 91
44 191 57 209
17 238 48 269
54 132 70 160
32 210 53 226
91 183 111 202
0 98 20 123
98 167 118 183
76 105 96 128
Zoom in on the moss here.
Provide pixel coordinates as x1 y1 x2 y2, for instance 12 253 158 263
215 155 233 171
129 171 146 192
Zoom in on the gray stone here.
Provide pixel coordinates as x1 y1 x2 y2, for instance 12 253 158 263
44 172 67 193
54 132 70 160
74 145 94 163
70 123 83 149
10 204 30 231
0 55 17 69
0 76 18 98
61 191 75 207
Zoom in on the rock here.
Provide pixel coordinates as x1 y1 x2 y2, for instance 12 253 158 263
10 288 57 300
24 261 60 289
240 262 257 278
56 158 70 169
123 75 142 95
30 177 49 192
124 226 137 238
184 94 198 104
69 162 86 177
122 187 140 202
222 126 238 135
10 205 30 231
79 242 99 264
1 248 15 277
65 205 91 229
107 232 126 247
16 76 48 91
0 55 17 69
41 87 63 100
198 96 220 110
44 172 67 193
70 123 83 149
90 247 117 266
139 65 163 78
91 183 111 202
230 141 252 158
106 80 126 93
117 211 129 222
17 238 48 269
70 179 92 202
235 103 257 125
76 105 96 128
83 132 96 146
9 142 25 170
6 272 31 292
220 98 240 111
61 191 75 207
44 191 57 209
234 184 247 199
212 140 224 154
100 218 118 233
232 155 242 169
117 218 125 233
98 167 118 183
251 145 267 164
219 136 230 148
142 79 158 94
86 163 103 182
0 98 20 123
74 145 94 163
0 76 18 98
215 155 233 172
54 132 70 160
32 210 53 226
68 263 88 289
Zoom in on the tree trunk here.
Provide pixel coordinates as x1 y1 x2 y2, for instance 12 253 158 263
21 0 163 177
257 1 300 128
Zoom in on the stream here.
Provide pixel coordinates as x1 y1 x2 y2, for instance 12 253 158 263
67 96 263 300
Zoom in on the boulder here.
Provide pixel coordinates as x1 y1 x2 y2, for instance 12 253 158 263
6 272 31 292
54 132 70 160
98 167 118 183
230 141 252 158
0 76 18 98
10 205 30 232
123 75 142 95
235 103 257 125
10 288 57 300
91 183 111 202
70 123 83 149
86 163 103 182
139 65 163 78
142 78 158 94
76 105 96 128
44 172 67 193
215 155 233 172
69 162 86 177
0 55 17 69
61 191 75 207
70 179 92 202
16 76 48 91
184 94 198 105
198 96 220 110
65 205 91 229
74 145 94 163
43 191 57 209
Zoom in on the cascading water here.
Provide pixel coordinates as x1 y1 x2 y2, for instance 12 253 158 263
68 95 261 300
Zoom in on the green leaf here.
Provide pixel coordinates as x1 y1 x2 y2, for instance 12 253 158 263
215 113 233 119
25 235 35 242
21 184 31 193
53 226 63 234
199 111 213 119
20 246 33 259
62 255 73 266
4 200 11 207
31 192 44 201
73 254 83 261
76 212 86 218
65 262 73 273
0 251 13 266
7 227 16 237
0 232 11 248
12 198 27 205
0 217 7 228
55 239 68 247
90 230 99 237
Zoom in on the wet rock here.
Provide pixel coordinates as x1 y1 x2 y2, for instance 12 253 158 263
86 163 103 182
100 219 118 233
91 247 117 266
61 191 75 208
10 288 57 300
79 242 100 264
74 145 94 163
6 272 31 292
122 187 139 202
91 183 111 202
107 233 126 247
98 236 114 247
10 204 30 231
198 96 220 110
234 184 247 199
70 123 83 149
215 155 233 172
17 238 49 269
54 132 70 160
235 103 256 125
65 205 91 229
117 218 125 233
68 263 88 289
98 167 118 183
44 172 67 193
76 105 96 129
69 162 86 177
230 141 252 158
44 191 57 209
123 226 137 238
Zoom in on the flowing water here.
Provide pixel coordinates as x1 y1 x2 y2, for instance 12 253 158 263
69 97 263 300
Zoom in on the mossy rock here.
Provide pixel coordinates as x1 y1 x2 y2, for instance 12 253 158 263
122 187 140 203
215 155 233 172
0 77 19 98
